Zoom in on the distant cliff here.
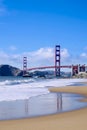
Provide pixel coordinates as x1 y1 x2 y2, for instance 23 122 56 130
0 65 22 76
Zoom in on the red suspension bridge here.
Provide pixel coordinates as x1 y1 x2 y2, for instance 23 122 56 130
23 45 86 77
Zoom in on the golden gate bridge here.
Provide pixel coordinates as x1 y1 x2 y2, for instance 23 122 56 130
23 45 86 77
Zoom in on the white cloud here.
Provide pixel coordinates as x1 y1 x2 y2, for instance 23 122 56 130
9 45 17 51
0 51 21 68
0 47 71 69
30 48 54 60
0 51 11 65
61 48 70 60
22 47 71 68
80 53 87 58
22 47 54 67
0 51 9 59
84 46 87 50
0 47 87 70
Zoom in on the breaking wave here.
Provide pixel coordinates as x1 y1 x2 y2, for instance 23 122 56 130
0 77 86 101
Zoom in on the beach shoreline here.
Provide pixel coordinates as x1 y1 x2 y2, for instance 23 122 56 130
0 85 87 130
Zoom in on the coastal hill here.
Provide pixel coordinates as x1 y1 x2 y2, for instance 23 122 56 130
0 65 22 76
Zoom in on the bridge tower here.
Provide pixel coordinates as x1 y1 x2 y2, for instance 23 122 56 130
23 57 27 76
55 45 61 77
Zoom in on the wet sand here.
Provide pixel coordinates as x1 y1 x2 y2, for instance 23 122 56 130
0 85 87 130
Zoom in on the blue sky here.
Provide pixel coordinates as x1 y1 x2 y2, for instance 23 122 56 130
0 0 87 69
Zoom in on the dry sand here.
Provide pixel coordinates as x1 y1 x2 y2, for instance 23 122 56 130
0 85 87 130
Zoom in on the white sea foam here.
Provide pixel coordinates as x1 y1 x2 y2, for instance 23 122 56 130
0 78 86 101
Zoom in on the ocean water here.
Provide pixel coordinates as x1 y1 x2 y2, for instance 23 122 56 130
0 76 87 120
0 93 87 120
0 76 87 101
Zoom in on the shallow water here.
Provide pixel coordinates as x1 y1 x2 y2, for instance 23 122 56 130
0 92 87 120
69 82 87 86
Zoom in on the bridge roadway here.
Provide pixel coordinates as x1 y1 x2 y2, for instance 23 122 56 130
27 65 72 71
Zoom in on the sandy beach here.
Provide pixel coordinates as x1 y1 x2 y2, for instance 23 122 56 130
0 85 87 130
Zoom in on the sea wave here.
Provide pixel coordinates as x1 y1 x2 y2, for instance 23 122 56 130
0 78 35 86
0 78 86 101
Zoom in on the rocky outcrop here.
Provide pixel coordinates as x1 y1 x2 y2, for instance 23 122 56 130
72 72 87 78
0 65 22 76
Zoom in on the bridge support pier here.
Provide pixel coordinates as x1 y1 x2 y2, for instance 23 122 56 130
55 45 60 77
72 65 78 76
72 64 86 76
79 64 86 72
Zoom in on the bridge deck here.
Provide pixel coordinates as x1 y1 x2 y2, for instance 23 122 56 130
27 66 72 71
